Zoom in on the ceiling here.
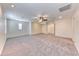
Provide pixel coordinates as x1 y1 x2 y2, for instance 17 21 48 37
0 3 79 22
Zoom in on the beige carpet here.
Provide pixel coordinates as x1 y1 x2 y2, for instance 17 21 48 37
1 34 79 56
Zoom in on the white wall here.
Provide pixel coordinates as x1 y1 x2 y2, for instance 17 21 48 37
55 18 72 38
32 22 42 34
42 24 48 34
7 20 42 38
42 22 54 34
7 19 30 38
0 17 6 55
73 8 79 53
48 22 54 34
42 19 72 39
0 6 6 55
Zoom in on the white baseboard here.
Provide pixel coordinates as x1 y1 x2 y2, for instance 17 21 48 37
7 33 30 39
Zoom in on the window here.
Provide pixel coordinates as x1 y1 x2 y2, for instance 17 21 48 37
18 23 22 30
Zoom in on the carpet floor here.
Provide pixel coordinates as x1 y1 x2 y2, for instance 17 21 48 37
1 34 79 56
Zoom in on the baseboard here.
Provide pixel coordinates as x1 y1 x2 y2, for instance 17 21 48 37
55 35 72 41
7 34 30 39
41 33 54 35
7 33 44 39
31 33 43 35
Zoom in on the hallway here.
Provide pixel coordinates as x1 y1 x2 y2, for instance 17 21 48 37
2 34 79 56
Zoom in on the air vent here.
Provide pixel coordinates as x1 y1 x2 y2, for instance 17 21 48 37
59 4 72 12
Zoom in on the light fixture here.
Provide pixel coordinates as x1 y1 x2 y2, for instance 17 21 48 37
43 15 48 20
35 14 48 23
39 19 42 22
11 4 15 8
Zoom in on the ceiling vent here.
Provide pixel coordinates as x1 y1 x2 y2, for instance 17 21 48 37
59 4 72 12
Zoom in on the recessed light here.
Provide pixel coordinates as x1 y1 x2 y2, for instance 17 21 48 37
11 5 15 8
